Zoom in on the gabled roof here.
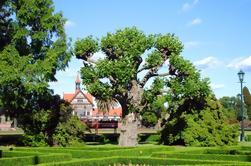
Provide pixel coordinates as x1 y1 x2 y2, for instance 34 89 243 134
64 90 94 106
63 93 75 102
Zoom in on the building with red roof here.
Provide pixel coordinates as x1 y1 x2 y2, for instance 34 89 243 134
63 73 122 122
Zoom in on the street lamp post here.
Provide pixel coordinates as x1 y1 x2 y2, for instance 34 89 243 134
238 70 245 142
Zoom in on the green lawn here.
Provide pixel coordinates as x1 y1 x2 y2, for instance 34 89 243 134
1 144 251 165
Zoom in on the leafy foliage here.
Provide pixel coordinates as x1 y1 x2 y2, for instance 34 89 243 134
0 0 83 146
74 27 237 146
141 78 166 127
160 55 238 146
243 86 251 120
182 98 239 146
219 95 245 121
53 116 87 147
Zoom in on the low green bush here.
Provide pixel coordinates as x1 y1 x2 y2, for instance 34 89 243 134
36 156 251 166
152 152 251 162
12 146 174 158
139 134 160 143
246 135 251 142
36 153 72 164
2 151 41 157
0 152 72 165
0 156 35 166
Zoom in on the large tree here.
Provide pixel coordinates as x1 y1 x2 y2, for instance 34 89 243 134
0 0 80 146
74 27 205 146
75 27 238 146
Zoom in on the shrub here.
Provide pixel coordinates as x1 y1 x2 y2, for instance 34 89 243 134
161 97 239 146
12 146 174 158
0 156 35 166
0 152 72 165
52 116 87 146
36 156 250 166
151 152 251 162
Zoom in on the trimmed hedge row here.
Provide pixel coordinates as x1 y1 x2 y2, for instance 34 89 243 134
36 156 251 166
0 156 35 166
204 149 251 155
12 146 174 158
152 152 251 162
0 152 72 166
2 151 42 157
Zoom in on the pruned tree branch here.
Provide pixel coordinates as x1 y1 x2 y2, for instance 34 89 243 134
137 65 151 73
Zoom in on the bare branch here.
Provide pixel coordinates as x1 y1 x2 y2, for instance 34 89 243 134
158 72 169 77
139 49 171 87
109 75 116 84
137 65 151 73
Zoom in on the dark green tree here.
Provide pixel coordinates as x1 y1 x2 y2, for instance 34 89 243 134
0 0 84 146
160 56 239 146
243 86 251 120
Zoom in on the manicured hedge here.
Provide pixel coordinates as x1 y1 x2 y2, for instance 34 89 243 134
36 156 251 166
0 156 35 166
204 148 251 155
36 153 72 164
12 146 174 158
0 153 72 166
152 152 251 162
2 151 41 157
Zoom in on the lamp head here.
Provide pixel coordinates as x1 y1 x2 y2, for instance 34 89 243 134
238 70 245 82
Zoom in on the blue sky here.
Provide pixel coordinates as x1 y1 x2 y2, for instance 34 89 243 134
49 0 251 99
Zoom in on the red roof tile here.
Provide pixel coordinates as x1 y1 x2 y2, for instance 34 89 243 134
63 93 74 102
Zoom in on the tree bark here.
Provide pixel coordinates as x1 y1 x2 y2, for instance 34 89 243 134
119 112 138 146
118 80 143 146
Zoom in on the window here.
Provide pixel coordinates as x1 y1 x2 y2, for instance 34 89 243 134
77 99 83 102
87 111 90 116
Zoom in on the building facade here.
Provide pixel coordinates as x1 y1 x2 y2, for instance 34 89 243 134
63 73 122 122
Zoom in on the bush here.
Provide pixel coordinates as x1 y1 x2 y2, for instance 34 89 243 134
139 134 160 143
151 152 251 162
0 152 72 165
161 97 239 146
36 156 249 166
246 135 251 142
53 116 87 146
2 151 41 157
0 156 35 166
12 146 173 158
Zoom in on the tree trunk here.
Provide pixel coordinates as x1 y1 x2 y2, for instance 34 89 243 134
119 112 138 146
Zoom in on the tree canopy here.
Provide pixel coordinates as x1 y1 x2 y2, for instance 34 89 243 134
74 27 238 146
0 0 86 146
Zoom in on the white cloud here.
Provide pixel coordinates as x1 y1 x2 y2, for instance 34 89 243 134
188 18 202 26
227 56 251 71
92 51 106 61
210 83 225 90
194 56 220 69
181 0 199 12
184 41 200 49
65 20 76 28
